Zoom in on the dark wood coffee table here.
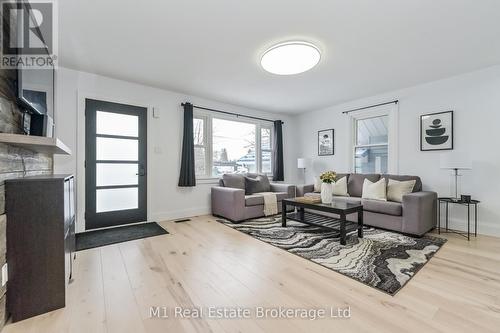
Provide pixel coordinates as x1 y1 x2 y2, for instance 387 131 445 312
281 198 363 245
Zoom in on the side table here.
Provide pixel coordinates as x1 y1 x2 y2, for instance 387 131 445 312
437 197 480 241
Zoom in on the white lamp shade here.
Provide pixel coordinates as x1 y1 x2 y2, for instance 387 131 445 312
440 153 472 170
297 158 307 169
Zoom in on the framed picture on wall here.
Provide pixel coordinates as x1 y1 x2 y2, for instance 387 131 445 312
420 111 453 151
318 129 334 156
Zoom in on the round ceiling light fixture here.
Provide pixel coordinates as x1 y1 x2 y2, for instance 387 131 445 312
261 41 321 75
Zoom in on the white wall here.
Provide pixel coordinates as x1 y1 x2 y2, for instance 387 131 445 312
54 67 297 232
294 65 500 236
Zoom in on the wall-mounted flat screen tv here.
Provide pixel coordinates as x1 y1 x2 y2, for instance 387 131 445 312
18 67 54 116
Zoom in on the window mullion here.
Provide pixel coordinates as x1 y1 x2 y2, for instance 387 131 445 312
269 126 274 176
206 115 213 178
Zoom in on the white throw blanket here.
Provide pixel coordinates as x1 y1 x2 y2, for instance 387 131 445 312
262 192 278 216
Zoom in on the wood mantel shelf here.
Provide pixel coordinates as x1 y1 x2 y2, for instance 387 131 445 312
0 133 71 155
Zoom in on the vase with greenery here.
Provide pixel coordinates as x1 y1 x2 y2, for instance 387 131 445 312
319 171 337 204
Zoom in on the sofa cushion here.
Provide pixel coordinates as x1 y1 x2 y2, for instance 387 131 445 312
336 173 349 182
245 175 271 194
362 199 402 216
314 173 349 193
387 179 416 202
222 174 245 190
245 173 260 179
313 177 322 192
382 174 422 192
245 192 288 206
362 178 387 201
348 174 380 197
333 176 348 196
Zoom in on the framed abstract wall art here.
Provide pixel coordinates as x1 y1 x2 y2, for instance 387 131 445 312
420 111 453 151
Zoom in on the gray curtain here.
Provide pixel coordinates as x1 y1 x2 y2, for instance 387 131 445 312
272 120 284 181
178 103 196 187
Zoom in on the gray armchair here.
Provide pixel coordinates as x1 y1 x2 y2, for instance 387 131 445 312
212 174 296 222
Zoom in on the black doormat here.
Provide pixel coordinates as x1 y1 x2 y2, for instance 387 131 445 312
76 222 168 251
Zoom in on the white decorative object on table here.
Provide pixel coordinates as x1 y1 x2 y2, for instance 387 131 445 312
319 171 337 204
321 183 334 204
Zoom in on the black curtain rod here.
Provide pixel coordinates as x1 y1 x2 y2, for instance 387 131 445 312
181 103 283 124
342 100 399 114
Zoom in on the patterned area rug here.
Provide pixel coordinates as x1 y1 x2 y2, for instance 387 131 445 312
217 216 446 295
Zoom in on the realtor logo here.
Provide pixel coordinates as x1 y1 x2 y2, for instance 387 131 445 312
1 0 58 68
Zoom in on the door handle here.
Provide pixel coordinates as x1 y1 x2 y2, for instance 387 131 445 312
136 165 146 176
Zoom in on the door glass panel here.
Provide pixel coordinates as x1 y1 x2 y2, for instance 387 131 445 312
356 116 388 145
96 111 139 137
96 187 138 213
96 163 138 186
96 137 138 161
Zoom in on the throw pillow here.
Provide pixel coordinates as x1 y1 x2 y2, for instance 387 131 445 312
313 177 322 193
361 178 387 201
245 175 271 194
222 174 245 190
387 179 416 202
332 176 348 196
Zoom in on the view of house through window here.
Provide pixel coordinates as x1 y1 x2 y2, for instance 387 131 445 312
261 128 272 174
193 115 272 177
213 118 256 176
354 115 389 173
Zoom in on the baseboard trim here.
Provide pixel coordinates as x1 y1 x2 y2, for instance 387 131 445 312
442 217 500 237
151 207 211 223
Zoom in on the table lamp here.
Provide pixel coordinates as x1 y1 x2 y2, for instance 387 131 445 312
297 158 307 184
440 153 472 199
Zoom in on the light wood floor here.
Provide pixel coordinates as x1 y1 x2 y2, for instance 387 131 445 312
3 215 500 333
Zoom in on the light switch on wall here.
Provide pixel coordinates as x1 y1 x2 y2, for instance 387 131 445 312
152 107 160 118
1 263 8 286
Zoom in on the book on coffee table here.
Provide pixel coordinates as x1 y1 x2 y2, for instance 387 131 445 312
294 196 322 204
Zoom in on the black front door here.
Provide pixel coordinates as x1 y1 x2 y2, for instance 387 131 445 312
85 99 147 230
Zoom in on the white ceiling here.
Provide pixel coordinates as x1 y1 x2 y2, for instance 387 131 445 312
58 0 500 114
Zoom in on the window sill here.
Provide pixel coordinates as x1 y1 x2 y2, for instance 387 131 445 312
196 177 220 185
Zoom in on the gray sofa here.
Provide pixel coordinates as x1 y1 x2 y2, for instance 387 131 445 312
297 173 437 236
212 173 296 222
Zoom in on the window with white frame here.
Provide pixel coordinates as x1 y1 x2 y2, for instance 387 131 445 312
353 115 389 173
193 113 273 178
350 102 398 174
